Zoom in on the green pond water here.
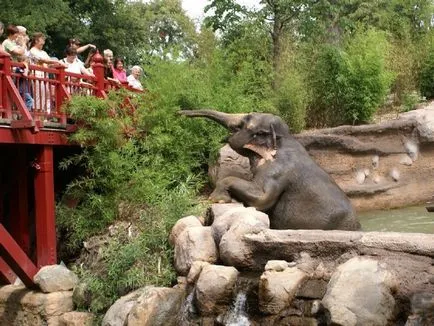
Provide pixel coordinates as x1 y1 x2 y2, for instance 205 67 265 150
358 205 434 234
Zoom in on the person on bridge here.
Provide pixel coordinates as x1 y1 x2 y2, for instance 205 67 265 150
127 66 143 91
112 57 127 83
2 25 25 61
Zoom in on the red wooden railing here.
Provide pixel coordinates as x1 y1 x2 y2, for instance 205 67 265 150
0 50 142 287
0 50 141 132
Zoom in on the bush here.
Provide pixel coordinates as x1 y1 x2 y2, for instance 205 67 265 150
307 28 393 126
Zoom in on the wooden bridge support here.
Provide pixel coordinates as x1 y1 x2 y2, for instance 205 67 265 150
0 145 56 286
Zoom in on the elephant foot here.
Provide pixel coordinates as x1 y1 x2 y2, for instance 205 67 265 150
209 189 232 203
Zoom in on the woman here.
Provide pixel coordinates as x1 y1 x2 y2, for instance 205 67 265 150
29 32 64 114
112 57 127 83
127 66 143 91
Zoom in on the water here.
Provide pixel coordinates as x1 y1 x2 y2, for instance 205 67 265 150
222 292 251 326
177 291 196 326
359 205 434 234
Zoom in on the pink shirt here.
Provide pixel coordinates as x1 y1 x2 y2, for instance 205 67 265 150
112 68 127 83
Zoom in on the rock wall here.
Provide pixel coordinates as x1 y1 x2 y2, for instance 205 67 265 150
211 105 434 211
0 265 93 326
104 204 434 325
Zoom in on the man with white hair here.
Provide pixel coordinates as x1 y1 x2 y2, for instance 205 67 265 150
127 65 143 90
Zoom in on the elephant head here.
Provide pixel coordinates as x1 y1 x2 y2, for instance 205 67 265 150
179 109 290 165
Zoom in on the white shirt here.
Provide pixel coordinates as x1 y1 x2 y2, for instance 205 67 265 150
61 57 86 75
127 74 143 90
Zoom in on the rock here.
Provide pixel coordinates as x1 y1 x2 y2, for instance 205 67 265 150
297 279 328 299
372 155 379 169
0 285 74 326
279 316 318 326
219 214 270 269
174 226 218 276
127 287 185 326
207 202 245 224
34 265 79 293
400 154 413 166
211 206 269 245
102 287 147 326
259 267 307 314
209 144 252 187
195 265 239 315
405 292 434 326
405 140 419 161
59 312 94 326
355 170 366 184
389 167 400 182
169 215 203 246
264 260 290 272
322 257 396 326
187 261 210 284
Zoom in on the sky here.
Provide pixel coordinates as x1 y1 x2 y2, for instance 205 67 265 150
181 0 261 22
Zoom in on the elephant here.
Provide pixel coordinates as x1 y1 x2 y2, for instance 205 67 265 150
179 109 361 231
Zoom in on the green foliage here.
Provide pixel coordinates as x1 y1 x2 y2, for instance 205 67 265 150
307 29 393 126
419 38 434 100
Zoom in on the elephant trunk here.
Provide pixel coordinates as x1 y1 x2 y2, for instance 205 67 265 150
178 109 247 130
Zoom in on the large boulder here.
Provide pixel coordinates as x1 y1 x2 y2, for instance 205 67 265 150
219 214 269 268
195 265 239 315
211 206 269 245
59 311 94 326
174 226 218 275
322 257 397 326
208 144 252 187
102 288 147 326
127 287 185 326
169 215 203 246
259 264 307 314
33 265 78 293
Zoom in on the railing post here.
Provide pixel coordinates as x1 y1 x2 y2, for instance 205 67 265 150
55 64 68 124
0 51 12 119
92 51 106 98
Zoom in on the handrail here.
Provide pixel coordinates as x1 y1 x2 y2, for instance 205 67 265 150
0 50 143 131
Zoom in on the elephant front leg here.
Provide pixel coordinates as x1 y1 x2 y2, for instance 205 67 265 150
210 176 282 211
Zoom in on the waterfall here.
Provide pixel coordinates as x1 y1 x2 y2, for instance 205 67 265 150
224 292 251 326
177 291 196 325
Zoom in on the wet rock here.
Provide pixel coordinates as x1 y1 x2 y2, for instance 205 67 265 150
279 316 318 326
405 292 434 326
34 265 78 293
259 267 307 314
322 257 396 326
297 279 328 299
127 287 185 326
169 215 203 246
195 265 239 315
174 226 218 276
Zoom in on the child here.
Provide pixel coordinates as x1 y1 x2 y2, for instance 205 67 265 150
15 55 34 111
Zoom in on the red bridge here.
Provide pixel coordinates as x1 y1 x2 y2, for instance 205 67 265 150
0 50 138 287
